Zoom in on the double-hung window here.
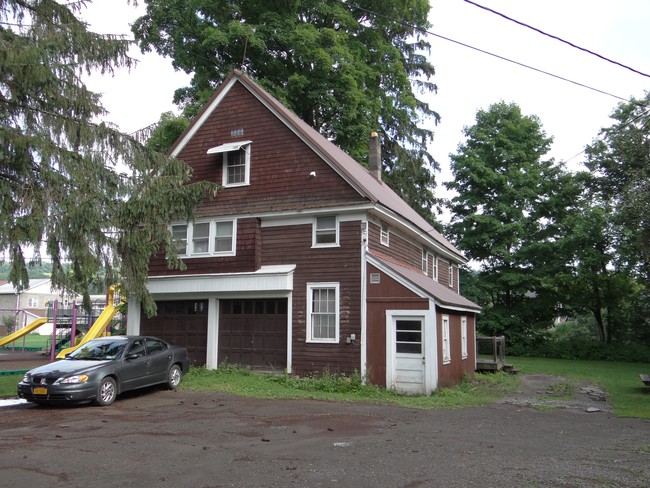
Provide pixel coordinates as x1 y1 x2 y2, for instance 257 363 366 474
461 316 468 359
449 264 455 289
432 255 438 281
442 315 451 364
206 140 251 187
380 224 389 246
313 215 338 247
171 220 236 257
306 283 339 343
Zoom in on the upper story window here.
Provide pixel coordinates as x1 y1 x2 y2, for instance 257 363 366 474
171 219 237 257
306 283 339 343
28 297 38 308
432 254 438 281
421 250 428 274
313 215 338 247
449 263 455 289
380 224 389 246
206 140 252 188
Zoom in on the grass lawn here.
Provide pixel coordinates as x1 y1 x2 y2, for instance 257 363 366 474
0 333 49 349
2 357 648 418
511 356 650 418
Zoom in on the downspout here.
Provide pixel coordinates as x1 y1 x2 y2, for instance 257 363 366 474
360 220 368 382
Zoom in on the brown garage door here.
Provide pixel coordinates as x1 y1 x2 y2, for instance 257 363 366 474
140 300 208 366
219 299 287 370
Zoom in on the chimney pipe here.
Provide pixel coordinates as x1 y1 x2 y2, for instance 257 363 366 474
368 131 381 181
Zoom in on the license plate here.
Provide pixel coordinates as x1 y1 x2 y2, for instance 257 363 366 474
33 387 47 395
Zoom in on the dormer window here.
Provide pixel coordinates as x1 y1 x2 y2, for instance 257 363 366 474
206 140 251 187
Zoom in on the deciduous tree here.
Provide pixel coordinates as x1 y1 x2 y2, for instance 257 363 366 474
132 0 440 220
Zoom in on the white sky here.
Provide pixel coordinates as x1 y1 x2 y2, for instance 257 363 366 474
81 0 650 193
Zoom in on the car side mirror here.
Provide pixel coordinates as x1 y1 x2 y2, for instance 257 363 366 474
125 353 139 360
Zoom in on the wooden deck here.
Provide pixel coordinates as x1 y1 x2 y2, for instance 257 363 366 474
476 336 516 373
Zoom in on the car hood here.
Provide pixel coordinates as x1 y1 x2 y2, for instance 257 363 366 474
26 359 111 377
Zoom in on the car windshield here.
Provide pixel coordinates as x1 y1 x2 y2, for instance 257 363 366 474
68 340 127 360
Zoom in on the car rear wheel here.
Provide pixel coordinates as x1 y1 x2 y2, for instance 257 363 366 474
94 377 117 406
167 364 182 390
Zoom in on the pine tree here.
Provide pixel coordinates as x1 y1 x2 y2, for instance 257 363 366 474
0 0 215 314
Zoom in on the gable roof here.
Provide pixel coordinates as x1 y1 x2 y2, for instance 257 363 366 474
368 251 481 313
170 70 467 264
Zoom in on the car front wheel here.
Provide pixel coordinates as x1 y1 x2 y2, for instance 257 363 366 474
94 377 117 406
167 364 182 390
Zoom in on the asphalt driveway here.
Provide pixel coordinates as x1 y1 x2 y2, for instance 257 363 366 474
1 378 649 488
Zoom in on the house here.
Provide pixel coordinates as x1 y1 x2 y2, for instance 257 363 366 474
126 70 481 394
0 279 107 336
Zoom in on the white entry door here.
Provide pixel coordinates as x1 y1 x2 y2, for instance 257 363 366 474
394 318 425 395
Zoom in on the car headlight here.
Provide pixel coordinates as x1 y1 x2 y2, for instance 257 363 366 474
56 374 89 385
22 373 30 383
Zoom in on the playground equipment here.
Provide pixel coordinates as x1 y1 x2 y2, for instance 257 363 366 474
0 286 124 359
0 317 48 348
56 286 121 359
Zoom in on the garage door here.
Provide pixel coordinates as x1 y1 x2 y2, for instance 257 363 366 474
219 299 287 370
140 300 208 366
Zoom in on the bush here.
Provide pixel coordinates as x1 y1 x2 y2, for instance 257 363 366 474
509 336 650 363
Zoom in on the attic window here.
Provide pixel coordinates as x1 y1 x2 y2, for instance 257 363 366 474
207 140 252 187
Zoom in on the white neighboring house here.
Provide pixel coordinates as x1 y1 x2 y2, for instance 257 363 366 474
0 279 102 336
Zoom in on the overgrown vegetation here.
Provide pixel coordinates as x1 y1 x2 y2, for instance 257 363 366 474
174 363 519 409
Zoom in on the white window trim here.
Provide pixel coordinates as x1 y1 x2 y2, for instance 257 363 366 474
442 315 451 364
312 215 339 248
380 224 390 246
421 250 428 274
306 282 340 343
432 255 438 282
172 219 237 257
220 143 251 188
461 316 468 359
449 263 455 288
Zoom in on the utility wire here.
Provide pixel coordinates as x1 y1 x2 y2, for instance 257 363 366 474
351 3 633 104
464 0 650 79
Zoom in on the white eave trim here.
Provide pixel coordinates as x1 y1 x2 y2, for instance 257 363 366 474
146 265 296 295
207 140 252 155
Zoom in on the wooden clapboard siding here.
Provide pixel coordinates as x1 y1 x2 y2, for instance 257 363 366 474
176 82 366 218
437 308 476 387
366 263 428 387
148 217 261 276
367 221 423 271
262 220 362 376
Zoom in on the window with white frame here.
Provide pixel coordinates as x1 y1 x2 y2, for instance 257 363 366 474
306 283 339 343
449 263 455 288
214 220 234 252
192 222 210 254
421 250 428 274
442 315 451 364
461 316 468 359
313 215 338 247
223 146 250 186
207 141 252 187
432 254 438 281
171 219 236 257
380 223 389 246
28 297 38 308
172 224 188 254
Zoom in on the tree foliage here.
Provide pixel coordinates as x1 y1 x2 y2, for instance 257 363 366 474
132 0 441 220
446 102 572 343
0 0 216 314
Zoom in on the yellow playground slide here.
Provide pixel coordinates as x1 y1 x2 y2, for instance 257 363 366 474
0 317 48 347
56 301 118 359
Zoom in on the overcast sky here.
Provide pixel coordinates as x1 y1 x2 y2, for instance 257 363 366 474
82 0 650 190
